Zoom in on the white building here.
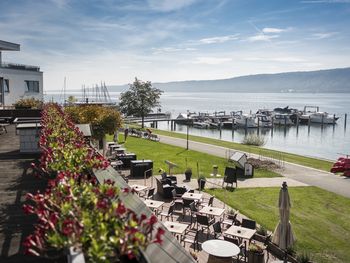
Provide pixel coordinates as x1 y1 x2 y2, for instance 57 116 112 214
0 40 43 107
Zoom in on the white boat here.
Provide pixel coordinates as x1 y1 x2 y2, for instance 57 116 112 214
255 114 272 128
273 113 294 125
300 106 339 124
193 121 210 129
233 112 257 128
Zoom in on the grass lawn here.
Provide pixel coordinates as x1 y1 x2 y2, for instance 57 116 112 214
153 129 333 172
110 135 281 178
206 187 350 263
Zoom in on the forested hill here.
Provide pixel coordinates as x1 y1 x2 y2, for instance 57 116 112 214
109 67 350 93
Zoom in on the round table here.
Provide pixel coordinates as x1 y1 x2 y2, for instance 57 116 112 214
202 240 240 263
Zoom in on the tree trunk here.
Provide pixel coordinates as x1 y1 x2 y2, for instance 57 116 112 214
141 115 144 128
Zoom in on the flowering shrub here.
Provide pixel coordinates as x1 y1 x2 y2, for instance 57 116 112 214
24 104 164 262
65 105 122 139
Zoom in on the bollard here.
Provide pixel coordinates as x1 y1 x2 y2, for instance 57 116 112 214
344 113 347 128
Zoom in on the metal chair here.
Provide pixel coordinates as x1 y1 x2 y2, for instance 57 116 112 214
182 230 200 251
242 218 256 230
159 202 175 221
189 201 198 226
196 214 215 238
224 235 246 262
212 221 223 239
139 187 155 199
198 195 214 208
222 211 238 229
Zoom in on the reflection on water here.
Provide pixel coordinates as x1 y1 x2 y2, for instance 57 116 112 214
153 121 345 161
46 91 349 160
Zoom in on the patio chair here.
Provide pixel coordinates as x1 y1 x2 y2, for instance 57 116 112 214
139 188 155 199
224 235 246 262
242 218 256 230
182 199 194 218
196 214 215 239
189 201 198 226
222 210 238 229
212 221 223 239
159 202 175 221
182 230 200 251
171 189 183 210
198 195 214 208
222 167 237 188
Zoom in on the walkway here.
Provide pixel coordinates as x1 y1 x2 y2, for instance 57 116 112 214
157 134 350 198
0 125 58 263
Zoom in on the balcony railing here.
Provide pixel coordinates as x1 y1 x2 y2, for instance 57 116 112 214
0 62 40 72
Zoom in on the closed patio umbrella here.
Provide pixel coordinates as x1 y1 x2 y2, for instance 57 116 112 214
272 181 296 262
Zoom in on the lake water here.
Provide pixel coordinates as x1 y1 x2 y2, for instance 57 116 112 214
45 91 350 161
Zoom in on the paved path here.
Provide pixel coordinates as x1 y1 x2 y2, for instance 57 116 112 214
157 134 350 198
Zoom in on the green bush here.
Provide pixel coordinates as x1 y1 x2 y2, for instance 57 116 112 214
242 134 266 146
14 97 43 109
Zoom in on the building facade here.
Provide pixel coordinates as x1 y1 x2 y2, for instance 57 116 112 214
0 40 43 107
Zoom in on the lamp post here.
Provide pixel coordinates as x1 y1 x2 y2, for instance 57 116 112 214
186 110 189 150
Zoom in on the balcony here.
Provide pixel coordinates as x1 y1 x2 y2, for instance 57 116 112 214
0 62 40 72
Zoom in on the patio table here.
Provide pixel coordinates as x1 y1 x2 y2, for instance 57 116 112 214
224 225 256 241
130 184 148 193
202 239 240 263
182 192 202 201
163 221 189 240
143 199 164 210
199 206 225 217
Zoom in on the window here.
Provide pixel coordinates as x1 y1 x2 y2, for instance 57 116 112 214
25 80 39 93
4 79 9 92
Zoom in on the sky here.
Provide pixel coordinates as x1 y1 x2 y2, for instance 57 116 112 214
1 0 350 91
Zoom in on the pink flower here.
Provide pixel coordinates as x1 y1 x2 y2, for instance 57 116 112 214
23 204 34 214
62 219 74 236
116 202 126 215
154 227 165 245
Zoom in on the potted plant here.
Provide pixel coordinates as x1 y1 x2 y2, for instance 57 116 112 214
296 251 312 263
198 175 206 190
248 243 265 263
185 168 192 181
189 250 198 262
254 225 269 242
227 208 237 220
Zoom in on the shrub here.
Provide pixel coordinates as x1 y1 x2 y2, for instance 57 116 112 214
297 251 311 263
65 105 122 139
24 104 164 262
242 134 266 146
14 97 43 109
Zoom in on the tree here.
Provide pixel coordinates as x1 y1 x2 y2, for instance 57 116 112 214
119 78 163 128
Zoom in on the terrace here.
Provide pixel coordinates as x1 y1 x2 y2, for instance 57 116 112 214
0 62 41 72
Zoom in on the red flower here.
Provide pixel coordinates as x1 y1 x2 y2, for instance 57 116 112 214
62 219 74 236
23 204 34 214
154 227 165 245
105 187 116 198
148 215 158 226
97 198 108 210
116 202 126 215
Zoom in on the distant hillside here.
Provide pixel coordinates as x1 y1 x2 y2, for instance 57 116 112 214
109 67 350 93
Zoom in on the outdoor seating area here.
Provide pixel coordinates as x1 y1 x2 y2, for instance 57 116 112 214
126 173 288 263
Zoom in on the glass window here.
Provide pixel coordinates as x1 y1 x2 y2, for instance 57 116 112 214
4 79 9 92
25 80 39 93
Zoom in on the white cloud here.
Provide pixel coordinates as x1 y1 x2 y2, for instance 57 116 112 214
245 57 306 63
247 34 279 42
262 27 290 34
51 0 69 8
147 0 198 12
199 34 239 44
192 57 232 65
311 32 338 39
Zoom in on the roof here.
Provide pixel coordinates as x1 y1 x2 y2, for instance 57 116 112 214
0 40 20 51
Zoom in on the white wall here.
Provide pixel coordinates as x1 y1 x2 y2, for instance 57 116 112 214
0 67 43 106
